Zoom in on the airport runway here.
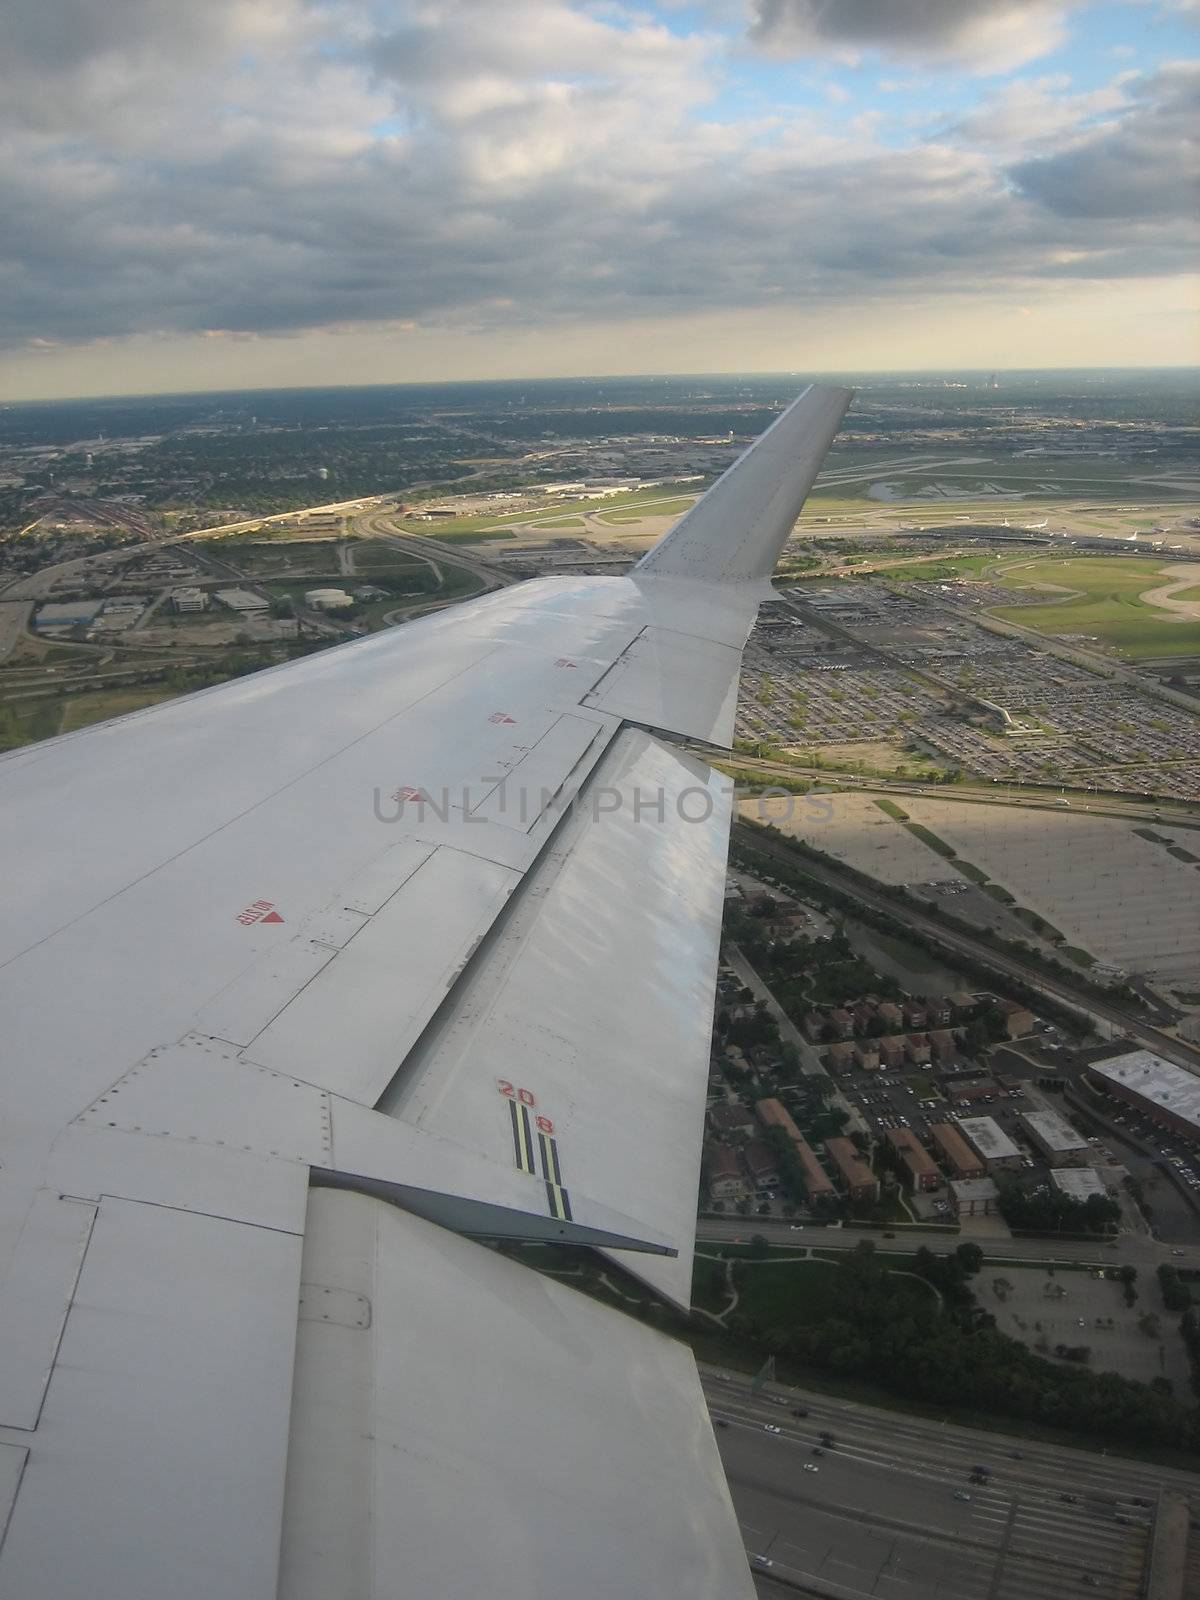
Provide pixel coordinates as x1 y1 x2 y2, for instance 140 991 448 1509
701 1368 1198 1599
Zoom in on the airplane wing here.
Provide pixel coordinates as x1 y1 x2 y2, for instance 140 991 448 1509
0 383 851 1598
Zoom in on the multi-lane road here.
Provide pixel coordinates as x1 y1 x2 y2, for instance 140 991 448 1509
702 1368 1195 1599
696 1215 1200 1276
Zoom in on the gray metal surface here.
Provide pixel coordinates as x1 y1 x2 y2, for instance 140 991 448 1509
0 384 851 1595
636 384 853 582
277 1190 756 1600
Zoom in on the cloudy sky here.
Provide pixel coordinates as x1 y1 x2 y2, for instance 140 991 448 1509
2 0 1197 398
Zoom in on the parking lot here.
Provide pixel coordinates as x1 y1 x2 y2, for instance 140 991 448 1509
985 1263 1193 1393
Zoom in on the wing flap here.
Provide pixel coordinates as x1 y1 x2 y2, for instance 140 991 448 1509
276 1190 755 1600
382 727 731 1308
0 1197 304 1600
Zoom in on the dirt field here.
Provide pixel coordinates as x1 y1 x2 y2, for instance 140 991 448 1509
902 798 1200 991
742 792 954 884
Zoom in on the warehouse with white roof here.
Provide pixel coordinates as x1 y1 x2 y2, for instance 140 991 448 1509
957 1115 1022 1172
1050 1167 1108 1201
1089 1050 1200 1143
1021 1108 1091 1166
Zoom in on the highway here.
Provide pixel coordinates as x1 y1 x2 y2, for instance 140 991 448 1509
701 1368 1196 1599
732 821 1200 1072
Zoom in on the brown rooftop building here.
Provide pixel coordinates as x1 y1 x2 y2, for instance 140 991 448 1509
825 1041 855 1073
825 1137 880 1203
708 1102 756 1137
706 1145 746 1201
996 998 1036 1039
885 1127 940 1192
878 1036 905 1070
930 1122 985 1181
929 1028 957 1063
743 1140 779 1192
947 1079 999 1106
756 1097 803 1140
757 1099 835 1201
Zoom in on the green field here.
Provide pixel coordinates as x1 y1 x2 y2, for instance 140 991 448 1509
349 541 430 574
867 552 1021 582
988 556 1200 658
193 537 343 571
60 688 177 732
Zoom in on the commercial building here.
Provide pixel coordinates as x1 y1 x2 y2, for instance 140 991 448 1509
34 600 103 630
171 587 209 613
958 1116 1022 1173
885 1127 939 1191
93 595 146 632
1050 1167 1107 1202
305 587 354 611
950 1176 999 1217
947 1079 999 1107
1021 1109 1090 1166
1088 1050 1200 1145
214 588 270 614
825 1137 879 1203
930 1122 985 1181
757 1100 835 1201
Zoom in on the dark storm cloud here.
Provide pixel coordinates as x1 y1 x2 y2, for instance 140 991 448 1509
749 0 1079 71
1009 61 1200 218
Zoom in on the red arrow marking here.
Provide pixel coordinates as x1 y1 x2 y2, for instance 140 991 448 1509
261 910 285 924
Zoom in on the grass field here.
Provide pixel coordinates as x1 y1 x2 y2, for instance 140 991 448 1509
60 688 177 732
350 542 429 574
865 552 1021 582
194 537 343 571
988 556 1200 658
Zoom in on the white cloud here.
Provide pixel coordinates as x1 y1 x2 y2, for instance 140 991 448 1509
0 0 1194 362
948 72 1133 153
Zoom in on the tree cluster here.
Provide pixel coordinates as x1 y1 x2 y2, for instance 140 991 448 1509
720 1244 1200 1454
996 1182 1119 1236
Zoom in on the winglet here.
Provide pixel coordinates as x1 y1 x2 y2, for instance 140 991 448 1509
634 383 853 584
